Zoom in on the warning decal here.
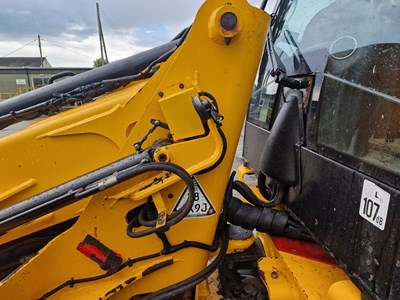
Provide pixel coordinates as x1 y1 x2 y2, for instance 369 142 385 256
173 176 216 218
359 179 390 231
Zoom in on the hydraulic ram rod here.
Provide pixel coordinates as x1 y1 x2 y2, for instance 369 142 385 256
0 150 152 235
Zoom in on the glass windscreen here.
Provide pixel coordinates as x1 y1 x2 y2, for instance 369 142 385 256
271 0 400 75
248 60 279 129
270 0 400 176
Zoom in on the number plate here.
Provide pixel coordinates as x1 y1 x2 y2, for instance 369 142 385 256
359 179 390 231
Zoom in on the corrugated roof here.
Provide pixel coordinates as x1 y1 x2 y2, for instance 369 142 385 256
0 57 50 67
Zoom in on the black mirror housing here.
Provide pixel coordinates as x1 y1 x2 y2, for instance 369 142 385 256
259 90 302 186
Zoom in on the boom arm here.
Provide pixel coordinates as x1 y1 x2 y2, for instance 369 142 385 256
0 1 269 299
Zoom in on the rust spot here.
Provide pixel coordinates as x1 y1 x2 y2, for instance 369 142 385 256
138 172 172 191
125 276 137 285
104 284 124 297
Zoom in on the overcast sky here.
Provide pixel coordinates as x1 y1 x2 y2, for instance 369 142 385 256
0 0 264 67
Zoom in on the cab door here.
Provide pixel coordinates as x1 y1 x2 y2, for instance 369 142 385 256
243 0 400 299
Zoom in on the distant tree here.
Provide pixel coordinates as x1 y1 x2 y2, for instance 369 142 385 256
93 58 108 67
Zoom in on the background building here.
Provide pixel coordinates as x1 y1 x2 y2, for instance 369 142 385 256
0 57 91 100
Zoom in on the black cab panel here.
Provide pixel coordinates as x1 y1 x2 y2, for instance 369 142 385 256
244 0 400 298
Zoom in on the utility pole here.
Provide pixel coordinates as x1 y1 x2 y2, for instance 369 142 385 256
96 2 109 64
38 34 43 67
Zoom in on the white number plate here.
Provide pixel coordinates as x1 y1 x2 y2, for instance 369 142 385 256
359 179 390 231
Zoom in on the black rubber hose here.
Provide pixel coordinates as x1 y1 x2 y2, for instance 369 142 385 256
198 91 219 111
195 126 227 175
257 172 283 207
177 26 191 46
0 41 179 117
126 162 195 238
232 180 276 208
48 71 76 84
257 172 273 200
227 196 288 236
227 196 308 240
142 224 229 300
38 252 162 300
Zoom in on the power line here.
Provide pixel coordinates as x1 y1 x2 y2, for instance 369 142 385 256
41 38 94 59
102 14 119 32
4 39 37 57
99 6 122 33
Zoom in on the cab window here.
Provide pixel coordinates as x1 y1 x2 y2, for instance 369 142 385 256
248 61 279 130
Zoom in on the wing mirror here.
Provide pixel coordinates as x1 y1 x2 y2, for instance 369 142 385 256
259 90 303 187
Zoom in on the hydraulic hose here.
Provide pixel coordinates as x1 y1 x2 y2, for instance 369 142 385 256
0 40 179 117
195 126 227 175
257 172 283 207
233 180 278 208
227 196 288 236
126 162 195 238
142 224 229 300
0 45 178 130
227 196 308 239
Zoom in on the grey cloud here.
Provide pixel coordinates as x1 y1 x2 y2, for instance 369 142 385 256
0 0 202 45
0 0 262 66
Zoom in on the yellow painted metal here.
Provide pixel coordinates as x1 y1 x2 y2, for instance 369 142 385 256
208 4 244 44
158 86 205 141
0 198 89 245
226 235 254 253
256 233 361 300
0 81 147 244
236 164 253 182
226 233 255 254
235 168 361 300
153 147 170 163
0 0 269 299
196 279 212 299
151 192 167 228
0 178 36 203
108 120 225 203
327 280 361 300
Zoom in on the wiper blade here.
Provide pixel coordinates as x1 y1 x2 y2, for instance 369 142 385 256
266 31 287 76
